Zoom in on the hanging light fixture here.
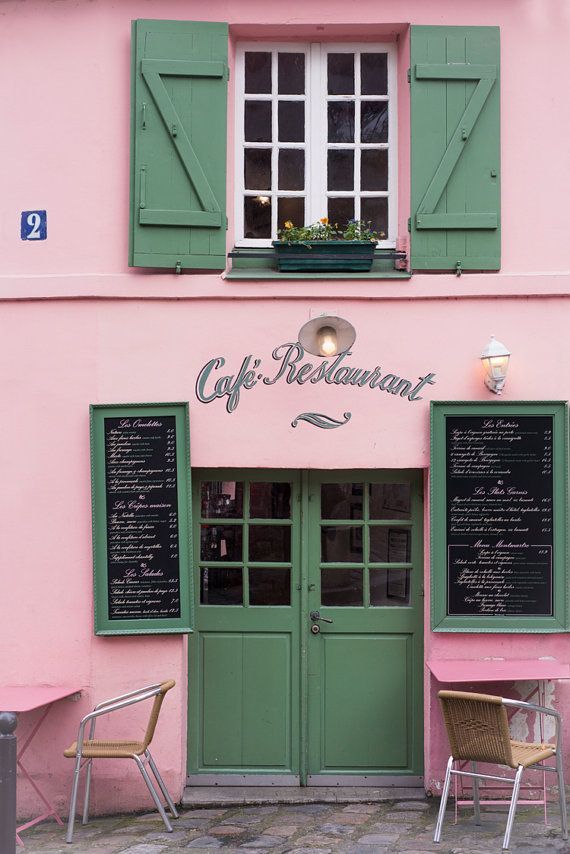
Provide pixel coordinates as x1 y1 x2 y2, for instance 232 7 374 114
298 315 356 358
481 336 511 395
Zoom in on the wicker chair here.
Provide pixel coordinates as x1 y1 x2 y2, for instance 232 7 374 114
434 690 568 850
64 680 178 843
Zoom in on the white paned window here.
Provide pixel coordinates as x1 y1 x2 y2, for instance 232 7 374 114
235 42 397 247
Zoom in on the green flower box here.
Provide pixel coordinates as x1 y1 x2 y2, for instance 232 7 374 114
272 240 376 273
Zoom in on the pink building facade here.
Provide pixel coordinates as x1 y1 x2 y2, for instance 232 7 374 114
2 0 570 821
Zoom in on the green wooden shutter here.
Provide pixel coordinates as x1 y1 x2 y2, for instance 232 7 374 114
410 26 500 272
130 20 228 270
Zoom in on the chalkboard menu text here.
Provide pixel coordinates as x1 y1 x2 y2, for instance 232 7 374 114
431 402 567 632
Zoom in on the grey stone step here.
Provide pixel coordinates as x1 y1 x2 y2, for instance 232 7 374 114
181 786 428 809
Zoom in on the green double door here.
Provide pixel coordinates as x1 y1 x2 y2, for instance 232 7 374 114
188 470 424 786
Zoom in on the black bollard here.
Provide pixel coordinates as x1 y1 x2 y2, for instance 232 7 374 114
0 711 17 854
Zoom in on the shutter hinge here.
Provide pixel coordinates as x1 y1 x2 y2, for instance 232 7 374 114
226 215 229 231
407 68 411 83
419 583 425 598
407 217 411 233
455 261 463 277
175 261 182 274
224 64 230 82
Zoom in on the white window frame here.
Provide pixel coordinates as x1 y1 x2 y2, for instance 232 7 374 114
235 41 398 248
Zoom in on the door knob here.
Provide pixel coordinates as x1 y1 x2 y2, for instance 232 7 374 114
310 610 333 624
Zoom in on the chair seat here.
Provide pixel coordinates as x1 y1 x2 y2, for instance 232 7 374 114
510 739 555 768
64 739 146 758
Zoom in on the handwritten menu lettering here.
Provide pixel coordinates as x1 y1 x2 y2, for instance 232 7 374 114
104 416 181 620
446 416 553 617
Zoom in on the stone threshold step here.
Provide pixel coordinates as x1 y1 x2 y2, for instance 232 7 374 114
182 786 427 808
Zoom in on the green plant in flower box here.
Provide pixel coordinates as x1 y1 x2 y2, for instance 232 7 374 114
273 218 383 272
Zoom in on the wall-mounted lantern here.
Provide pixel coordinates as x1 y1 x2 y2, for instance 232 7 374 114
298 315 356 358
481 336 511 395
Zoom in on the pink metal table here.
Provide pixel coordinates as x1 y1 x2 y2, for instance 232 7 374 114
427 658 570 823
0 686 82 846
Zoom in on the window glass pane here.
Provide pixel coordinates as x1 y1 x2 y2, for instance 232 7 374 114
369 526 412 563
278 150 305 191
321 483 363 519
328 150 354 191
278 197 304 231
250 483 292 519
361 101 388 143
321 526 363 563
249 525 291 562
361 197 387 238
361 53 388 95
245 52 272 94
244 196 272 239
249 567 291 605
245 101 272 142
278 53 305 94
328 197 354 230
328 102 355 143
200 525 243 562
200 567 243 605
321 568 362 606
327 53 354 95
369 484 411 520
361 149 388 192
245 148 271 191
278 101 305 142
370 568 410 605
201 482 244 518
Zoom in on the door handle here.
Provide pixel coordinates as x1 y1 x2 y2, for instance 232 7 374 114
310 610 333 624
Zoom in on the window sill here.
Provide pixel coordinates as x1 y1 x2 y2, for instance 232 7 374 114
226 248 411 280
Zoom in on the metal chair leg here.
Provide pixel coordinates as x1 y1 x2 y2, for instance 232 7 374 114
434 756 454 843
133 755 173 832
82 759 93 825
66 756 83 843
146 750 179 818
503 765 524 850
472 761 481 825
556 749 568 840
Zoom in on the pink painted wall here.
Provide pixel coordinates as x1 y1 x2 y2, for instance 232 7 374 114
1 0 569 820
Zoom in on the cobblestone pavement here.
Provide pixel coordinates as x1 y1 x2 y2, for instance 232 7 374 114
19 799 570 853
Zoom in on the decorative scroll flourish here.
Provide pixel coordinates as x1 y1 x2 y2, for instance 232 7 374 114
291 411 352 429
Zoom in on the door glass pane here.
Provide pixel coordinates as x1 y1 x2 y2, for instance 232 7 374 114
250 483 292 519
245 101 272 142
328 197 354 230
244 196 272 239
321 483 363 519
278 197 304 231
321 568 362 605
321 526 363 562
245 52 272 94
370 568 410 605
200 567 243 605
369 484 411 520
361 101 388 143
244 149 271 190
249 567 291 605
201 482 244 518
328 150 354 191
361 197 387 237
370 526 411 563
279 150 305 191
327 53 354 95
361 53 388 95
249 525 291 562
361 149 388 192
278 53 305 94
200 525 243 562
278 101 304 142
328 102 355 143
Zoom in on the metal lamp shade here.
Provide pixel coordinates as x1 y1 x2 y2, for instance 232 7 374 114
298 315 357 357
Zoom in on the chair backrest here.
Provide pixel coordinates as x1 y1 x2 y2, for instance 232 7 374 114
142 680 175 749
438 690 515 768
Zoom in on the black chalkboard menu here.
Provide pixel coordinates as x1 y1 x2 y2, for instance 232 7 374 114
91 404 192 635
431 403 567 632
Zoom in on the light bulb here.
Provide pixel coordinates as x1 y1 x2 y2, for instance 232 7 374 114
317 326 337 357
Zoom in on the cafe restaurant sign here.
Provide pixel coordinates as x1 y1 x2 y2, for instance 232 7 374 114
196 342 436 426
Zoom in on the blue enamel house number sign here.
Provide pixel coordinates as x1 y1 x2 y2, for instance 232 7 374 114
21 210 47 241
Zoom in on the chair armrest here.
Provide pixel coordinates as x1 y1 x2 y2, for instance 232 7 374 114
93 683 163 712
502 698 561 719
